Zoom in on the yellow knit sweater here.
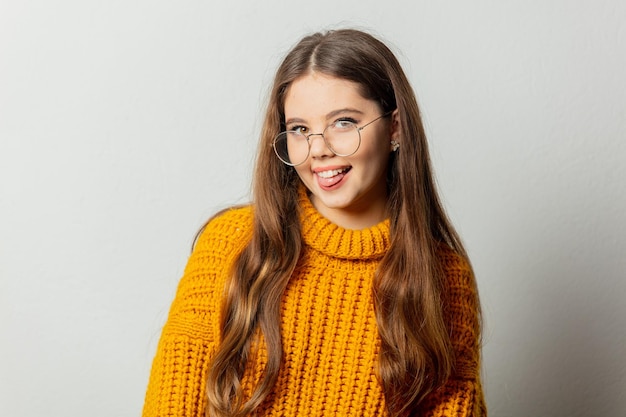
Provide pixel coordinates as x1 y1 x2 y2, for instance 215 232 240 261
143 192 485 416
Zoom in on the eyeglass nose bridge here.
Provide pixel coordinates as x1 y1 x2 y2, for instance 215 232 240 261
305 131 325 142
305 131 332 152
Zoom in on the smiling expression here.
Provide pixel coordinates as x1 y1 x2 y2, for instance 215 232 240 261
283 72 398 229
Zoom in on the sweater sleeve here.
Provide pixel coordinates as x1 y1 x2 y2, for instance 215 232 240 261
418 248 486 416
142 207 253 417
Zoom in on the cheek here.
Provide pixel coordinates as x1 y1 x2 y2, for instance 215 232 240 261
356 140 390 168
365 127 392 156
294 165 311 183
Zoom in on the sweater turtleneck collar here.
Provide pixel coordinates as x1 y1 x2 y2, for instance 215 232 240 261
298 186 391 260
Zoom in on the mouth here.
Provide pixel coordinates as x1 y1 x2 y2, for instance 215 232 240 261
314 166 352 189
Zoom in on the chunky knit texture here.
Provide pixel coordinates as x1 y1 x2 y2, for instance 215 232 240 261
143 192 485 416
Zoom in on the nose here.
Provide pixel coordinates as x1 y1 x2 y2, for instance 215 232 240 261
307 133 333 159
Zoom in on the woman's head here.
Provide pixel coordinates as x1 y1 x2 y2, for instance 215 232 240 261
255 29 434 233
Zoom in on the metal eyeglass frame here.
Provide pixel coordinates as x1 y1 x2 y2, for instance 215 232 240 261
273 110 394 166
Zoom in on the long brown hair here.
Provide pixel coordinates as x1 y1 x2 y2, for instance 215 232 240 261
206 29 476 417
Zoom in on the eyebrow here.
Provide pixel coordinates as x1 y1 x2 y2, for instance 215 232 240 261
285 108 365 125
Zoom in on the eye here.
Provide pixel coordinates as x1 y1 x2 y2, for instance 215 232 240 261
288 125 309 135
332 118 357 130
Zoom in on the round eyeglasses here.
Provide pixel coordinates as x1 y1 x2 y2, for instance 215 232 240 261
272 111 393 166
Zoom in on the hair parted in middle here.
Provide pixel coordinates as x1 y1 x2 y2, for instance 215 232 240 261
205 28 473 417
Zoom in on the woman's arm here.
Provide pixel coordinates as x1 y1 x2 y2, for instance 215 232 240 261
142 207 254 417
418 248 486 416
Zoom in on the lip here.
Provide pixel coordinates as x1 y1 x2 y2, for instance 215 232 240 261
312 165 351 174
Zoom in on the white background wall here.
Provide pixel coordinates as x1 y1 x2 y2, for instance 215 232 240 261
1 1 624 416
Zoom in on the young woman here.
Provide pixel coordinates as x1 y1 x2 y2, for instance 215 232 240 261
143 29 485 417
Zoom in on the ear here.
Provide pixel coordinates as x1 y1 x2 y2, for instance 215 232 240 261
388 109 401 153
389 109 401 142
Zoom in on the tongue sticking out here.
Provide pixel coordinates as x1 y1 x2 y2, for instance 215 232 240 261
317 168 350 188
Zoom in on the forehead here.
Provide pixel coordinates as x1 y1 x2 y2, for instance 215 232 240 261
283 72 378 118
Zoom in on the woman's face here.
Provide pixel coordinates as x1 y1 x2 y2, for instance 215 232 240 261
283 72 399 230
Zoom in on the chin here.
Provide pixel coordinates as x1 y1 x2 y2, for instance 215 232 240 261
316 193 356 210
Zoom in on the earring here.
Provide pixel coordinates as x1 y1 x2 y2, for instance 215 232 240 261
390 140 400 152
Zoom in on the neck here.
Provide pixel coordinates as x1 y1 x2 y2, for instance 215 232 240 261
310 195 388 230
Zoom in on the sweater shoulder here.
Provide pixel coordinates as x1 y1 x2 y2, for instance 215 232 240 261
193 205 254 254
165 205 254 336
435 243 477 297
200 205 254 239
435 243 470 272
180 204 254 297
